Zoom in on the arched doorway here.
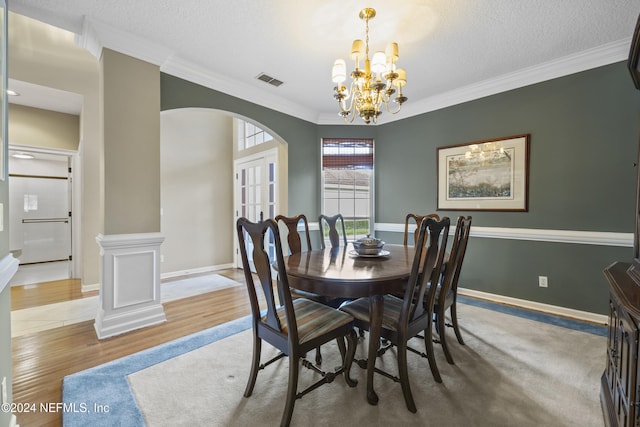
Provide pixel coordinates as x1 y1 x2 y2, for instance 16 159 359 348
160 108 288 276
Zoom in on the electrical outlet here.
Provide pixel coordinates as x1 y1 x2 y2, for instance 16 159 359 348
538 276 548 288
160 254 165 263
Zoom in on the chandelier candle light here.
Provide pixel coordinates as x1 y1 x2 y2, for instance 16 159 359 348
331 7 408 124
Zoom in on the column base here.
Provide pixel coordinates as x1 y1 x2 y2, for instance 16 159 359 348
94 232 166 339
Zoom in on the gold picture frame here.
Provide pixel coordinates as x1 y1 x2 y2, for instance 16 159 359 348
437 134 530 211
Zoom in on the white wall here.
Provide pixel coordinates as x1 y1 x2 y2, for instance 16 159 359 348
160 108 234 275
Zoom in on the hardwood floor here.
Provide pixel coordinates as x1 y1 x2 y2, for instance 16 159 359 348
11 278 97 311
11 269 252 427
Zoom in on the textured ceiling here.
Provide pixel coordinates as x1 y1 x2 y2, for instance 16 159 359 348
8 0 640 124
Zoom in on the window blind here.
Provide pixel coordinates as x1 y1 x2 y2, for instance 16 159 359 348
322 138 374 169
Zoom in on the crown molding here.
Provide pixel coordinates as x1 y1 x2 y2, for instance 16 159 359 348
76 17 173 66
160 57 319 123
404 38 630 119
318 38 631 125
76 15 630 126
76 17 319 123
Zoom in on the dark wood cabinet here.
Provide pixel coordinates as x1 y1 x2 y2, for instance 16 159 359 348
601 12 640 427
602 262 640 427
602 13 640 426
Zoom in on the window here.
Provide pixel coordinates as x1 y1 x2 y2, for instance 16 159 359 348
238 120 273 151
321 138 374 241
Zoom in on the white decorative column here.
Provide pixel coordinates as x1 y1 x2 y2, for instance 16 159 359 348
94 233 165 339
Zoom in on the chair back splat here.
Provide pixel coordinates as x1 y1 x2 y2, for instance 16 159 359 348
275 214 312 255
403 213 440 246
319 213 348 249
236 217 358 427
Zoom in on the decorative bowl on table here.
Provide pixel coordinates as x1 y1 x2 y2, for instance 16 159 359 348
352 235 385 256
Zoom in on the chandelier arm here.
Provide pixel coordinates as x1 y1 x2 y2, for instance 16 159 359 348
382 97 402 115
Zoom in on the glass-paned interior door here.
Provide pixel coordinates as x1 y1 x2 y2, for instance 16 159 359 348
10 176 71 264
235 152 277 268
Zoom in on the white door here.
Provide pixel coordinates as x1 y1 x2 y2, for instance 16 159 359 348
234 151 277 268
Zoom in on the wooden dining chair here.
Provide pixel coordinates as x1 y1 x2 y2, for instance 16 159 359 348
275 213 338 364
236 217 358 427
319 213 348 249
403 213 440 246
340 216 450 413
432 215 472 364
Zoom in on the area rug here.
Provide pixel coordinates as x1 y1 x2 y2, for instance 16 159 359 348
63 299 607 426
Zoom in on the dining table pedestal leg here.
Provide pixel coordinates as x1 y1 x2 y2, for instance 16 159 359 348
366 294 383 405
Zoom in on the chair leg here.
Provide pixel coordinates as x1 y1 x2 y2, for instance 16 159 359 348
450 301 465 345
397 341 417 413
424 319 442 383
315 346 322 365
244 334 262 397
438 307 455 365
336 336 346 360
281 354 299 427
342 329 358 387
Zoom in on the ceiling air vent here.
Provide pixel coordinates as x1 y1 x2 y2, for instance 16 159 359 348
256 73 284 87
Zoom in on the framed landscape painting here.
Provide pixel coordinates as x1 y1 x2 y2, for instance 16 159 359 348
437 134 530 211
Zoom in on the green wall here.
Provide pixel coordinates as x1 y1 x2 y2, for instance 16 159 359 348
161 61 640 315
372 62 640 314
374 62 639 230
161 74 319 217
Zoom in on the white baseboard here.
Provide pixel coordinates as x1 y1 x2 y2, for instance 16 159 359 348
161 263 234 280
459 287 608 325
94 304 166 339
81 282 100 293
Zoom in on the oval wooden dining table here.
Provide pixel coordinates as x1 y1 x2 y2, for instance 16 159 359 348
284 244 415 406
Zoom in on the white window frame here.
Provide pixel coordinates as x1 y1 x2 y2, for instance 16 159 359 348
320 138 375 241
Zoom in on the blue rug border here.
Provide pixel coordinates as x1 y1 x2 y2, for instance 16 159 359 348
61 298 606 426
62 315 252 426
458 296 607 336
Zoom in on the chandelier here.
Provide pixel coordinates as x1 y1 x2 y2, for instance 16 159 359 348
331 8 407 124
